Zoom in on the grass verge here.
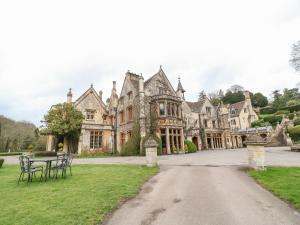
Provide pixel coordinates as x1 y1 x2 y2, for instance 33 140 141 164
0 164 159 225
249 167 300 209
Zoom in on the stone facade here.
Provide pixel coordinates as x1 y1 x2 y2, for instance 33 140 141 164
46 66 259 154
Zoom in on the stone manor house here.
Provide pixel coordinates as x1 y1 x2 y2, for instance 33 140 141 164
46 66 258 154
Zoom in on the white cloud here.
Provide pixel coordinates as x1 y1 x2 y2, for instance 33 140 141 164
0 0 300 125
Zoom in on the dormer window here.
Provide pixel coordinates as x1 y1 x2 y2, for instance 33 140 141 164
86 110 95 120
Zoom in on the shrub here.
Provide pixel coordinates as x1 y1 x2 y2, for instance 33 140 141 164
280 104 300 113
0 158 4 168
288 113 295 120
140 134 162 156
294 118 300 126
263 115 283 127
288 125 300 142
33 151 57 157
274 110 289 115
251 119 271 128
0 152 22 156
260 107 277 114
184 140 197 153
120 122 141 156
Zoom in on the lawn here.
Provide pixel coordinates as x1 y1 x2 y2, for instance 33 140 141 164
0 164 159 225
249 167 300 209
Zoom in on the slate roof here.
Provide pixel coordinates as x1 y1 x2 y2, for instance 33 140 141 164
186 99 205 113
229 101 245 117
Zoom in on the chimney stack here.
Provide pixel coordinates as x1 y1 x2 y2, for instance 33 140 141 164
99 90 103 100
67 88 72 103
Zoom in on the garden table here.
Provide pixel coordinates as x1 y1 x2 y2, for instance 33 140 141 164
29 157 58 181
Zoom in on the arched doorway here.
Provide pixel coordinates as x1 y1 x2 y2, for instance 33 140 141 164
192 136 198 150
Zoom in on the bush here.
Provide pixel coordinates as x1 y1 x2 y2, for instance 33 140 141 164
263 115 283 127
251 119 271 128
288 125 300 142
33 151 57 157
0 152 22 156
140 134 162 156
288 113 295 120
120 122 141 156
0 158 4 168
260 107 277 114
280 104 300 113
294 118 300 126
184 140 197 153
274 110 289 115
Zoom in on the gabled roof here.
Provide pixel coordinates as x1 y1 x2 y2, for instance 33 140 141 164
229 100 245 117
186 99 206 113
144 66 176 94
74 85 107 110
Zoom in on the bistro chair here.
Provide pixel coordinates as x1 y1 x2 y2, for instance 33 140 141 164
66 153 73 176
50 156 68 179
18 155 43 184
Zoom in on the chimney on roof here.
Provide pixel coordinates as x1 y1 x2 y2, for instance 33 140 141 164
99 90 103 100
67 88 72 103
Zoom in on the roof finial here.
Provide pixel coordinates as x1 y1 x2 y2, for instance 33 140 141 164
67 88 72 97
160 65 162 69
90 83 93 88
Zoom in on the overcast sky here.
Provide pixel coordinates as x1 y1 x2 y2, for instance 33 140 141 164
0 0 300 126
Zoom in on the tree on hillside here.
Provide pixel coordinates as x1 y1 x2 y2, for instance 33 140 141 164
42 103 84 152
229 85 244 93
290 40 300 72
252 93 268 107
221 91 245 104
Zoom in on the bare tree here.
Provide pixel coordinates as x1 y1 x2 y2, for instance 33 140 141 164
229 85 244 93
290 41 300 72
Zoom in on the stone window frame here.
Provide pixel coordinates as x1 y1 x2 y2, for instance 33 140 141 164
86 110 95 120
90 130 103 149
127 106 133 121
119 110 125 124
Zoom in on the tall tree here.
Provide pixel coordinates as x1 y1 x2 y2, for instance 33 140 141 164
42 103 84 139
290 40 300 72
221 91 245 104
252 93 268 107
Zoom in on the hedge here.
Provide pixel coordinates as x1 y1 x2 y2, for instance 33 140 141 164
251 119 271 128
279 104 300 113
262 115 282 127
184 140 197 153
288 125 300 142
294 118 300 126
0 159 4 168
260 107 277 114
0 152 23 156
274 110 289 115
33 151 57 157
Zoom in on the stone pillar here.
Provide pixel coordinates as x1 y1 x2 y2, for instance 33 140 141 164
166 128 171 154
144 137 158 167
46 135 55 152
63 136 68 153
245 134 268 170
180 128 185 153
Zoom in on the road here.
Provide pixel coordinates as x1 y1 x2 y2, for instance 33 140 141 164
104 165 300 225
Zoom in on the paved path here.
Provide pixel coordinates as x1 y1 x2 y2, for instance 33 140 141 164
3 147 300 167
105 165 300 225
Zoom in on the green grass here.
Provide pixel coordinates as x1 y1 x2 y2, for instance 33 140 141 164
76 153 116 158
0 164 159 225
249 167 300 209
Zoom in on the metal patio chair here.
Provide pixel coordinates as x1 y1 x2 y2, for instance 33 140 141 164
66 153 73 176
50 156 68 179
18 155 43 184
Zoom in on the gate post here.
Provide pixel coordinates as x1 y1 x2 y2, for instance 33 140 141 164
144 137 158 167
